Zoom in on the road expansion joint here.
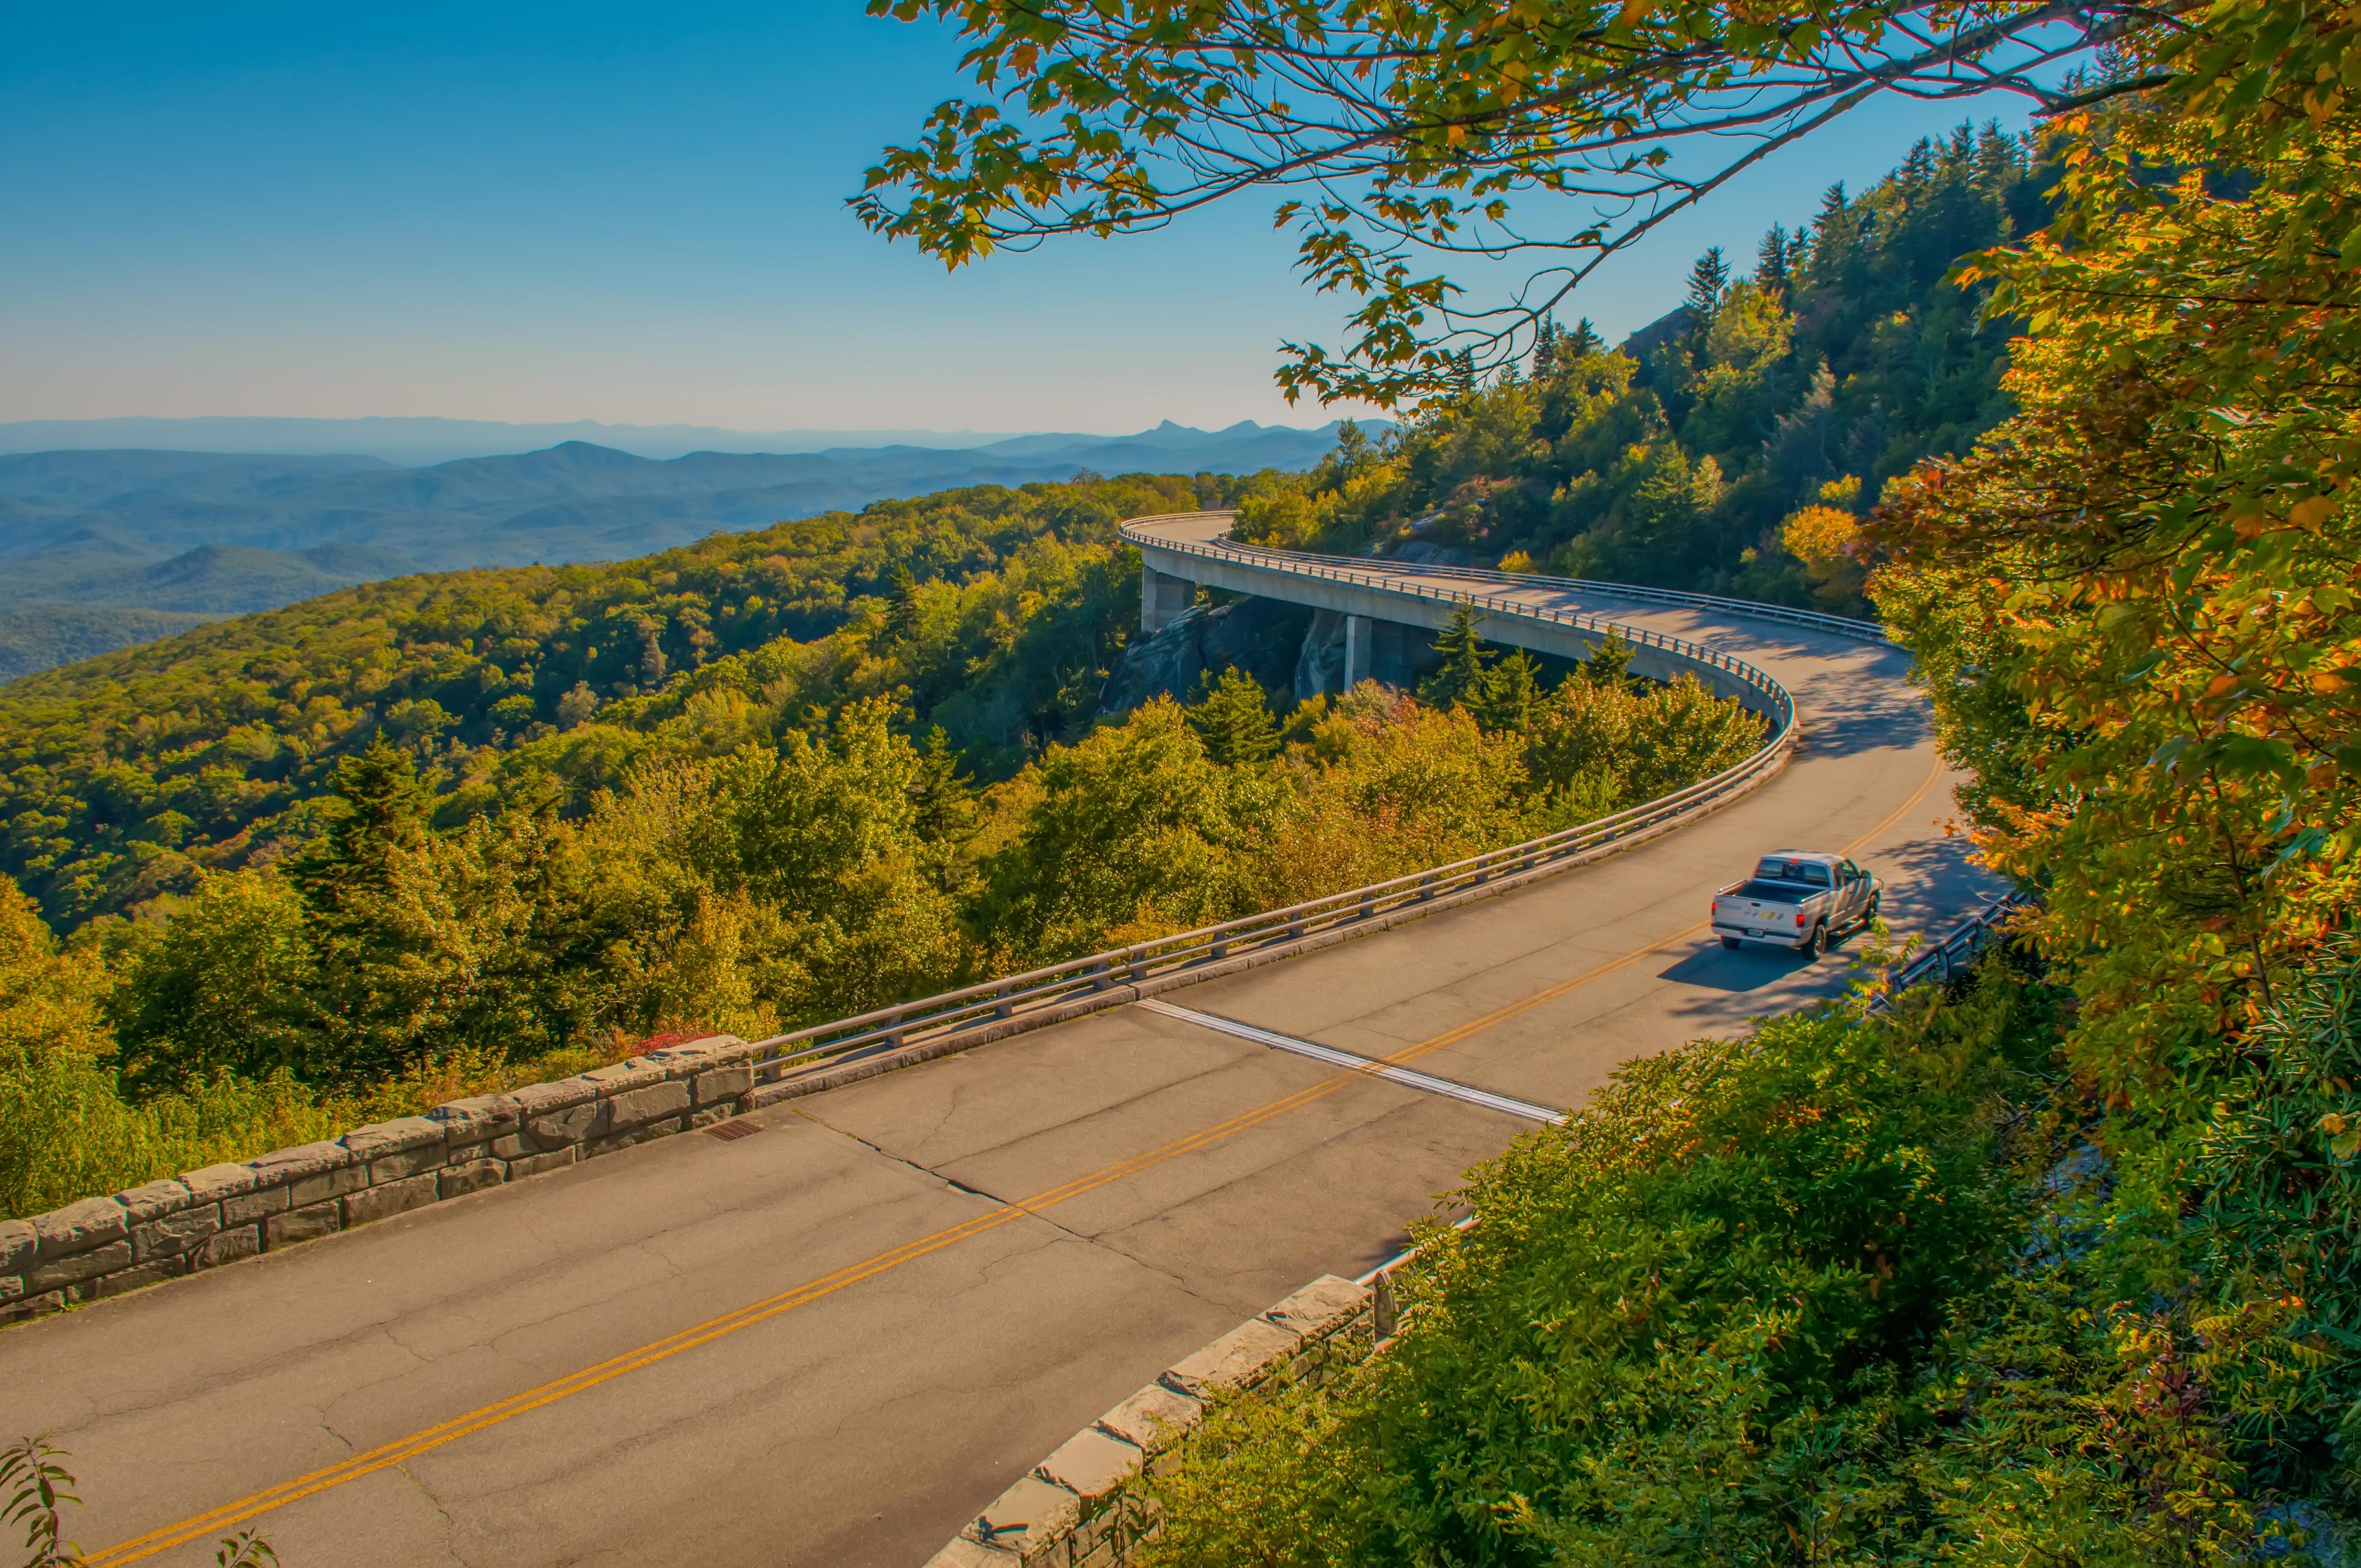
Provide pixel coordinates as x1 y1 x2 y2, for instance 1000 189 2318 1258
793 1112 1004 1205
798 1111 1242 1317
788 1035 1277 1179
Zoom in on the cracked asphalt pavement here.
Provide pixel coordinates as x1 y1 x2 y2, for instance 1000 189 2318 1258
0 600 1991 1567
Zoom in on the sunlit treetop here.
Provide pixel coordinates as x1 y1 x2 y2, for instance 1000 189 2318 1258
855 0 2201 406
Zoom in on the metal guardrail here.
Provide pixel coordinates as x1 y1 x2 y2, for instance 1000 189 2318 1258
1119 510 1892 646
739 520 1805 1093
742 722 1793 1090
1870 889 2033 1005
1123 514 1793 673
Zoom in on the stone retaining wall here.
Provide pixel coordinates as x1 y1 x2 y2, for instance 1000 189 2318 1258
925 1273 1378 1568
0 1031 765 1325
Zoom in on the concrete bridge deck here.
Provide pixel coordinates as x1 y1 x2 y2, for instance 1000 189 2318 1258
1 533 1987 1568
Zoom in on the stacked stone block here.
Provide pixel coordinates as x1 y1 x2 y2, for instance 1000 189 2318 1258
0 1033 752 1325
926 1274 1375 1568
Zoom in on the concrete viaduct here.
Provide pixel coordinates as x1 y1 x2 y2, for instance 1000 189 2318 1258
1135 509 1772 706
2 514 1990 1568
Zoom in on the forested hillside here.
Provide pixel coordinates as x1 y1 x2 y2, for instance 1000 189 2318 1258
1236 123 2046 615
0 475 1196 927
0 459 1769 1219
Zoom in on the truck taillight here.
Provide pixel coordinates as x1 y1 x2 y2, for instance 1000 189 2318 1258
1796 911 1808 925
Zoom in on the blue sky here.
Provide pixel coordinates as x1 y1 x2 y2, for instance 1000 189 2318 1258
2 2 2035 434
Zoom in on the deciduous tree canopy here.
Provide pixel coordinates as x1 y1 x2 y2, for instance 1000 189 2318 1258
858 0 2156 401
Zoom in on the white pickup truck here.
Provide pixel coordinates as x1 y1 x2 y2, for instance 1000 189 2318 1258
1711 851 1882 957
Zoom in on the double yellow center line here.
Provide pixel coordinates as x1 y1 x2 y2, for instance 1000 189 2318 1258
88 936 1672 1565
93 754 1945 1565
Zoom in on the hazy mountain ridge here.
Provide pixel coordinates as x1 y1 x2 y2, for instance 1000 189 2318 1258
0 421 1370 678
0 416 1013 465
0 413 1373 465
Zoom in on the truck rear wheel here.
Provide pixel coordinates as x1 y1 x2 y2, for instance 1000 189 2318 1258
1720 935 1740 950
1804 921 1827 959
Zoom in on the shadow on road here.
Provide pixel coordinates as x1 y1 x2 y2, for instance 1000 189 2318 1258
1657 940 1823 992
1791 680 1928 760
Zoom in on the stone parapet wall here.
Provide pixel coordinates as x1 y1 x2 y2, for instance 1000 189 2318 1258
925 1274 1376 1568
0 1031 763 1325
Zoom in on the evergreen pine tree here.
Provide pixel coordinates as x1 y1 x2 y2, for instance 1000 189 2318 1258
1187 667 1281 766
1684 247 1730 332
288 739 436 920
282 738 446 1084
885 563 922 644
1420 600 1492 709
1584 628 1636 689
1810 182 1854 274
1334 418 1371 476
1897 136 1936 201
1564 317 1602 358
1531 315 1559 379
1973 120 2018 190
1754 225 1790 296
909 726 975 838
1475 645 1543 734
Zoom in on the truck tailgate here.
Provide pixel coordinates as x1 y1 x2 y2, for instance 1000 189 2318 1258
1716 896 1799 930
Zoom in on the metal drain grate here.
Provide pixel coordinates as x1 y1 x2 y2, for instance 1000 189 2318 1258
704 1119 761 1142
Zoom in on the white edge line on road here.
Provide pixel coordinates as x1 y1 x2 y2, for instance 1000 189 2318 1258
1136 998 1567 1125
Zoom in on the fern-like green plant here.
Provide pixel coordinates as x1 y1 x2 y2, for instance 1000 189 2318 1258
3 1438 278 1568
2 1436 82 1568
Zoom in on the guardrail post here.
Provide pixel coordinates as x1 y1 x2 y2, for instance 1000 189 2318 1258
992 981 1014 1020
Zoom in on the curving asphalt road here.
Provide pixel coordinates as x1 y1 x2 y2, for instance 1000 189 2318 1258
1 536 1992 1568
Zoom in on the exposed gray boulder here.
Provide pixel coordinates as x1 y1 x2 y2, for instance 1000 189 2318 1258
1100 596 1313 715
1293 610 1348 701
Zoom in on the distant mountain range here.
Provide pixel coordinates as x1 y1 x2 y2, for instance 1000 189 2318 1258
0 416 1025 464
0 413 1383 466
0 420 1372 679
